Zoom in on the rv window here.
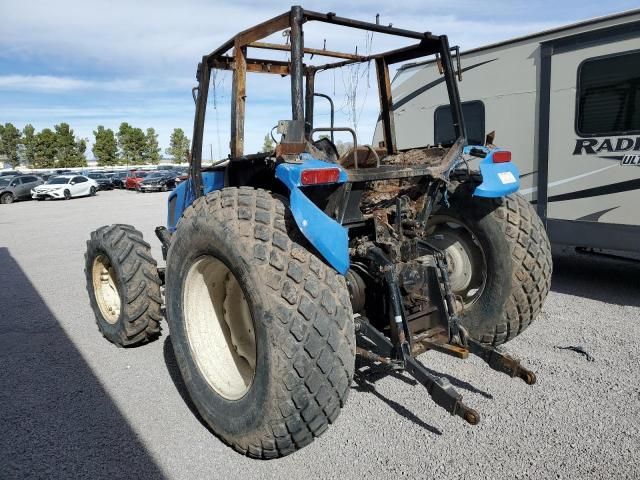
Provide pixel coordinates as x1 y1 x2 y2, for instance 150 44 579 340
577 50 640 136
434 101 485 146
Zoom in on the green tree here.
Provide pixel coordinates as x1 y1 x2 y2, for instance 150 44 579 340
261 133 274 153
54 123 86 167
144 127 161 165
33 128 57 168
0 123 22 168
92 126 118 166
165 128 190 164
22 124 37 166
117 122 146 165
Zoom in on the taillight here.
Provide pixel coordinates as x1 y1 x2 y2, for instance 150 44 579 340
300 168 340 185
492 151 511 163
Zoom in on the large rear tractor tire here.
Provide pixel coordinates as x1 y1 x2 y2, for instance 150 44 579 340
427 178 552 346
85 224 162 346
165 187 355 458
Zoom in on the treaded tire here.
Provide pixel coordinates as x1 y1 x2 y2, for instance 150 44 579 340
429 177 552 346
1 192 14 204
165 187 355 459
85 224 162 346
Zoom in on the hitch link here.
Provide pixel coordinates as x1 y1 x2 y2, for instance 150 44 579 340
467 338 537 385
356 321 480 425
404 355 480 425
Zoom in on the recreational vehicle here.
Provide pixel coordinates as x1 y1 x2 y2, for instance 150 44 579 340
376 9 640 255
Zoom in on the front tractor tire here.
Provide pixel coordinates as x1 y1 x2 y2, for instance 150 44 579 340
428 179 552 346
85 224 162 347
165 187 355 459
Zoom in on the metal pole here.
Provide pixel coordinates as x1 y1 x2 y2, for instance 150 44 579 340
290 6 305 122
439 35 466 143
190 59 209 197
304 70 316 139
313 93 335 143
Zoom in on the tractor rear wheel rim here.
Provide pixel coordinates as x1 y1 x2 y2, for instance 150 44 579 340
427 219 487 308
92 254 121 324
183 255 257 400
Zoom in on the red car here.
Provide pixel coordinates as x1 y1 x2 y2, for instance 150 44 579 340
125 170 149 190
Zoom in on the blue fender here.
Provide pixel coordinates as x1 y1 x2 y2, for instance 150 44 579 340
167 171 225 231
275 155 350 275
464 146 520 198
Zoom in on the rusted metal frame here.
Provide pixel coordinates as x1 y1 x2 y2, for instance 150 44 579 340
303 9 438 41
236 12 291 48
211 56 292 75
230 43 247 158
250 41 366 61
290 6 305 123
304 70 316 138
190 58 210 198
346 164 442 182
438 35 467 143
311 40 439 73
383 40 439 65
375 57 396 155
204 11 290 67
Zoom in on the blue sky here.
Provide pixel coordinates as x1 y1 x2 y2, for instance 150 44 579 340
1 0 638 159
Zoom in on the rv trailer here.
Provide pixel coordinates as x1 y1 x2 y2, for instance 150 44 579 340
375 9 640 255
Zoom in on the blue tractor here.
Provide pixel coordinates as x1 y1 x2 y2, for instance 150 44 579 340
85 6 552 459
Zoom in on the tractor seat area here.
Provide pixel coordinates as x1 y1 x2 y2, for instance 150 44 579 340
338 146 387 169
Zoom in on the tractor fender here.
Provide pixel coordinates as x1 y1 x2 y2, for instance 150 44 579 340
275 156 350 275
467 147 520 198
167 171 225 231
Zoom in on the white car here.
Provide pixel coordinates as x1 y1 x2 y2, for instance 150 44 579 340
32 175 98 200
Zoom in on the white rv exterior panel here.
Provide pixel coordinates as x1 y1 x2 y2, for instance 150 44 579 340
376 10 640 250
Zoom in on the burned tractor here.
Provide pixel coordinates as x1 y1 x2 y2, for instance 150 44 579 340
85 6 552 459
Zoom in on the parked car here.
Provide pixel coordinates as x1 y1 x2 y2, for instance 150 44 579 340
138 171 177 192
0 170 19 177
109 171 128 189
87 172 114 190
125 170 149 190
32 175 98 200
0 174 44 204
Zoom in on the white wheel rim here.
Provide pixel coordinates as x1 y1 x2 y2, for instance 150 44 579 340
92 254 121 324
428 221 486 307
183 256 256 400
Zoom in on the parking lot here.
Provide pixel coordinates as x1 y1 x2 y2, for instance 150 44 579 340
1 190 639 479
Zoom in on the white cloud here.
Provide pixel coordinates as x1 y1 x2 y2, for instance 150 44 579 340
0 75 145 93
0 75 196 93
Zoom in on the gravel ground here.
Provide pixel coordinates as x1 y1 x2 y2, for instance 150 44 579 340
1 190 639 479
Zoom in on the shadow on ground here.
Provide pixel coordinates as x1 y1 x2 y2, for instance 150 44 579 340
551 251 640 307
352 358 442 435
162 336 212 434
0 247 165 479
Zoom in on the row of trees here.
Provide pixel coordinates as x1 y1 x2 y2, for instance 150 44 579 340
0 122 191 168
0 123 87 169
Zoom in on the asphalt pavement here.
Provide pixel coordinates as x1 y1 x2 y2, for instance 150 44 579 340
1 190 638 479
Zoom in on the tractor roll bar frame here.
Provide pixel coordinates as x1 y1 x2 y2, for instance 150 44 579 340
189 5 467 197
